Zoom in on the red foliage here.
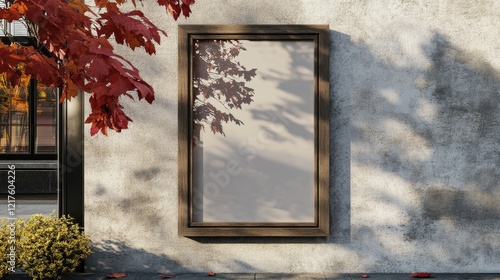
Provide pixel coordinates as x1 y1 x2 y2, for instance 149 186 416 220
0 0 195 135
409 272 432 278
106 272 128 278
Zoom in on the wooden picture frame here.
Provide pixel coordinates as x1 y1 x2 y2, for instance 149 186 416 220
178 25 330 237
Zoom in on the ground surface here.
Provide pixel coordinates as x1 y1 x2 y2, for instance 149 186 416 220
4 273 500 280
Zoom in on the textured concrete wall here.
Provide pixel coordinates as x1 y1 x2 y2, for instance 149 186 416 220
84 0 500 273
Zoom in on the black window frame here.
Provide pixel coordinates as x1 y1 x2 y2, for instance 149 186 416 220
0 35 84 227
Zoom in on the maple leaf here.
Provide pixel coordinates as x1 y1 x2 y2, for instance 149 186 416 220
14 1 28 14
0 1 25 21
409 272 431 278
68 0 89 14
6 70 21 86
166 3 181 21
84 56 110 78
94 0 108 8
25 57 59 84
61 77 79 101
106 272 128 278
144 41 156 55
97 7 166 54
181 4 191 18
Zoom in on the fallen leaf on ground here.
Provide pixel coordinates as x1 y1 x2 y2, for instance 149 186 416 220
208 271 216 276
160 274 175 278
361 274 369 278
409 272 431 278
106 273 127 278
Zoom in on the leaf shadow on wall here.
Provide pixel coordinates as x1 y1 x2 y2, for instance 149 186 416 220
191 32 350 244
87 240 184 273
88 24 500 272
87 239 259 274
346 30 500 271
191 40 317 224
190 28 500 272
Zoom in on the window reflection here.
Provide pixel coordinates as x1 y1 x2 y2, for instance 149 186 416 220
36 85 57 153
0 73 57 154
0 74 30 153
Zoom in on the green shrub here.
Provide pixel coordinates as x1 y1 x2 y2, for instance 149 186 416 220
17 214 92 280
0 220 8 279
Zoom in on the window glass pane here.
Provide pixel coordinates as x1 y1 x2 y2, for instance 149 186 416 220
36 85 57 153
0 74 30 154
192 40 315 223
12 20 29 36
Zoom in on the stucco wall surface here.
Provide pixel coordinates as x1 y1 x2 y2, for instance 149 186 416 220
84 0 500 273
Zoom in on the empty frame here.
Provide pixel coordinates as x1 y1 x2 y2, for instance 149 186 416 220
178 25 330 236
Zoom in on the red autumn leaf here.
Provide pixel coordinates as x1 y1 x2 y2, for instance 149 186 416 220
160 274 175 279
361 274 369 278
144 41 156 55
94 0 109 8
166 3 181 20
97 6 166 54
181 4 191 18
62 78 80 101
106 272 128 278
409 272 431 278
0 2 26 21
68 0 89 14
208 271 216 276
14 2 29 14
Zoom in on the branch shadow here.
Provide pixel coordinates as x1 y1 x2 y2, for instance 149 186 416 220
86 15 500 271
87 239 259 273
189 27 500 271
345 29 500 270
87 240 183 273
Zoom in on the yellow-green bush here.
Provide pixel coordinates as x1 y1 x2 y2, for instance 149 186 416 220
0 219 12 278
16 214 92 280
0 220 8 279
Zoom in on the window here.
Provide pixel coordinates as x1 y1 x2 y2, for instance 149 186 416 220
0 72 58 159
0 4 55 159
0 10 84 229
0 34 59 220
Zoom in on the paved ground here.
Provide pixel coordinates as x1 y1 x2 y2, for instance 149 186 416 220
4 273 500 280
